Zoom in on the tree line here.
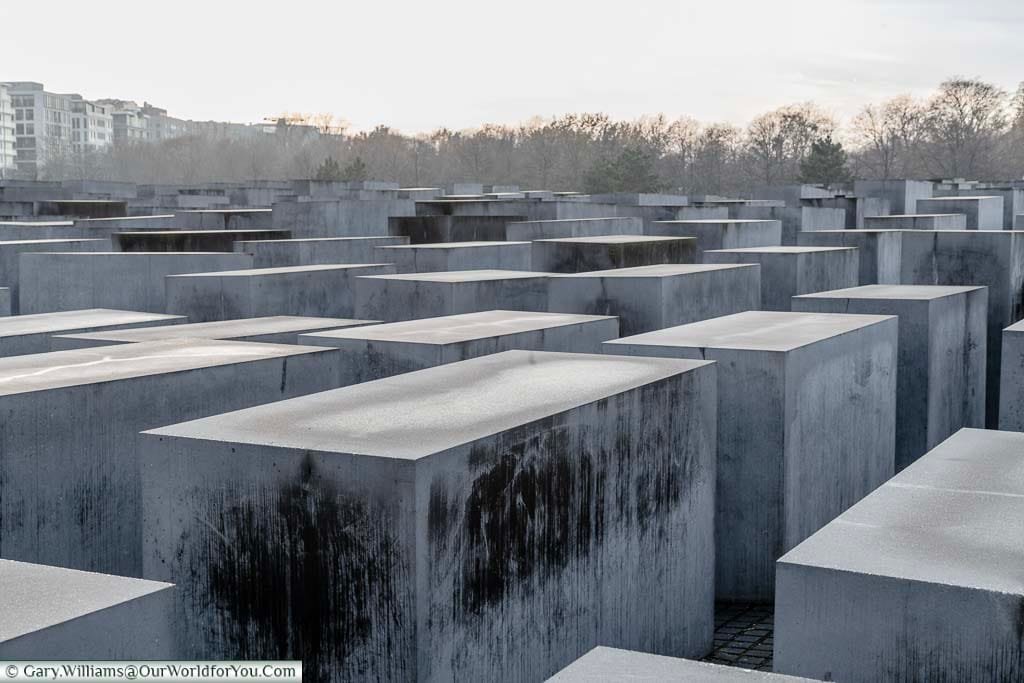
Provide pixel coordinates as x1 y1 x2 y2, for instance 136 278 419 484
42 77 1024 194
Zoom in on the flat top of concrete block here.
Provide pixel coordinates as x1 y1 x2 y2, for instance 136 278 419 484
0 238 107 246
606 310 895 353
358 269 545 283
179 208 272 214
0 559 173 643
796 284 986 301
549 646 814 681
377 241 530 249
25 251 241 257
166 263 388 278
554 263 757 279
0 338 332 396
705 246 855 254
114 230 286 236
76 214 175 222
865 213 962 219
54 316 375 344
234 236 401 244
1004 319 1024 334
508 217 634 224
654 219 777 225
779 428 1024 595
144 350 710 460
799 229 900 235
0 308 184 339
536 235 695 245
920 195 1000 201
0 221 75 227
302 310 614 345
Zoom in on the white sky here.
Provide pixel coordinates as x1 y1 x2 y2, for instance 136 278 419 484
2 0 1021 133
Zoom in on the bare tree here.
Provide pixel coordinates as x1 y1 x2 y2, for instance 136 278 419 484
920 78 1009 178
745 103 834 185
850 95 924 180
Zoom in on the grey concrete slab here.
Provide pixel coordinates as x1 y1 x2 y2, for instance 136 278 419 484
0 288 8 317
796 229 903 285
647 220 782 258
703 247 859 311
0 559 173 658
775 428 1024 682
388 215 526 243
794 285 987 470
376 240 532 273
532 235 696 273
548 647 815 681
0 338 340 576
548 264 761 335
271 198 416 238
916 196 1003 229
997 319 1024 431
18 252 254 314
854 179 933 214
232 236 409 267
52 315 376 350
505 216 644 241
141 350 716 680
605 311 897 600
0 308 186 357
0 238 109 314
729 207 845 245
173 208 273 230
166 263 395 322
301 310 619 384
355 269 550 321
114 229 291 252
863 213 966 230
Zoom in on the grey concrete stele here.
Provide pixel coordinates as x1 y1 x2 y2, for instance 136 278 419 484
795 285 987 471
0 559 173 658
376 241 532 273
165 263 395 322
796 230 903 285
114 230 291 253
548 647 816 682
998 319 1024 431
355 269 550 321
605 311 897 601
505 217 644 241
703 247 859 311
0 287 8 316
775 428 1024 682
300 310 619 384
0 308 185 357
0 238 108 314
141 350 717 681
532 235 696 273
0 338 339 576
232 236 410 268
548 264 761 336
18 252 254 314
647 220 782 258
862 214 966 230
915 196 1004 229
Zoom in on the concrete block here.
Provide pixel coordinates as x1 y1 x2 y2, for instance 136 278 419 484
854 179 933 214
997 319 1024 431
0 338 340 576
647 220 782 258
675 206 730 220
794 285 987 470
729 207 845 245
916 196 1003 229
796 229 903 285
376 241 532 273
1016 214 1024 229
114 229 291 252
532 235 696 273
166 264 395 322
301 310 619 384
52 315 376 350
0 559 173 658
232 236 409 267
605 311 897 600
775 428 1024 682
505 217 644 241
703 247 859 311
548 264 761 335
863 213 967 230
0 239 109 314
0 288 8 316
549 646 815 681
271 198 416 238
0 308 185 357
141 350 716 679
388 215 525 243
18 252 254 314
355 270 550 321
173 209 273 230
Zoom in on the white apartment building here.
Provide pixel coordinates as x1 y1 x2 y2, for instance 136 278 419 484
0 84 15 176
70 95 113 154
3 81 73 178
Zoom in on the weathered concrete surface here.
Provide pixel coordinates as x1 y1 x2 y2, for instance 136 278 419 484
855 179 933 214
0 559 173 658
271 198 416 238
605 311 897 600
0 239 109 314
166 264 395 322
795 285 987 470
141 350 717 680
388 215 526 243
729 207 845 245
172 208 273 230
647 220 782 258
863 213 967 230
355 269 550 321
0 288 8 317
916 196 1004 229
796 230 903 285
0 308 186 357
19 252 254 314
997 319 1024 431
114 229 291 252
775 428 1024 682
376 240 532 273
0 338 340 576
301 310 619 384
898 230 1024 427
233 236 409 267
548 264 761 335
532 235 696 273
505 216 644 241
703 247 859 311
548 646 815 681
52 315 376 350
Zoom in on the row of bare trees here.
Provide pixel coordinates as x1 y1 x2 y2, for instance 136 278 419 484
40 78 1024 194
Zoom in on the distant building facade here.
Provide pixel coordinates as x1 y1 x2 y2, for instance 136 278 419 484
0 84 15 175
2 81 73 178
70 95 113 154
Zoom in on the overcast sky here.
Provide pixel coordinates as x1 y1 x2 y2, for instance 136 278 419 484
3 0 1022 132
